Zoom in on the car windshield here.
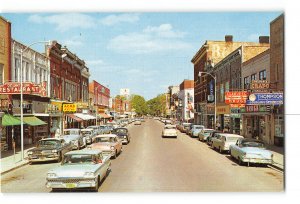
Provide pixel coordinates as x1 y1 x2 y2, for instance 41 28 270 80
63 135 79 143
195 126 204 129
113 129 128 134
241 141 265 148
37 140 60 147
203 130 214 135
64 130 80 135
95 137 115 143
62 154 96 165
81 130 92 135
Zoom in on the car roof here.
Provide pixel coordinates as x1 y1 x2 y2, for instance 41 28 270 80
202 128 214 131
81 128 93 131
95 134 118 138
65 149 102 155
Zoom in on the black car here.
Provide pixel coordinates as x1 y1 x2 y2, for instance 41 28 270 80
111 128 131 144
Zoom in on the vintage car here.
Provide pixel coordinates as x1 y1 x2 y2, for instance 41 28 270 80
27 138 72 163
63 134 85 150
189 125 205 137
98 125 111 134
211 133 244 153
89 134 122 159
230 138 273 166
198 128 215 141
111 127 131 144
182 123 192 133
81 128 96 145
46 149 111 191
64 128 81 136
162 125 177 138
134 120 142 125
206 131 221 146
87 126 101 135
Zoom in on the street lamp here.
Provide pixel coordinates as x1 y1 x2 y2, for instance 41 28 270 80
20 41 51 161
198 71 217 129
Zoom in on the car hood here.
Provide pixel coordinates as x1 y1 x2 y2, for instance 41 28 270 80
48 164 99 178
30 147 57 152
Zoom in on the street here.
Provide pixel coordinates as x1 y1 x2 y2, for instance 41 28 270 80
1 119 283 192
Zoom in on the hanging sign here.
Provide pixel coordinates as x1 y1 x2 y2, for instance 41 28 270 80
225 91 249 104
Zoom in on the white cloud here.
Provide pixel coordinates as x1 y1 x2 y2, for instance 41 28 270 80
108 24 191 54
143 24 185 38
99 13 139 26
86 59 105 66
62 36 84 48
28 13 97 32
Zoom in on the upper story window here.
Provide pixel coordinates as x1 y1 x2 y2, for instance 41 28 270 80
251 74 256 82
259 70 267 80
244 76 250 89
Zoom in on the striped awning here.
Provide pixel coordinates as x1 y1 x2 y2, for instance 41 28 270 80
67 114 83 122
74 113 96 120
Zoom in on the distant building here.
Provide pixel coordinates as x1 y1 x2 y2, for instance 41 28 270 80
120 88 130 99
177 80 194 122
168 85 180 119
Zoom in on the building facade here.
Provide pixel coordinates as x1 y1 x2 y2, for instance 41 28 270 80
177 80 194 122
0 16 11 151
168 85 180 119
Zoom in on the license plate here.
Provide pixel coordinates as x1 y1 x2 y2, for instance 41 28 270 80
66 183 77 188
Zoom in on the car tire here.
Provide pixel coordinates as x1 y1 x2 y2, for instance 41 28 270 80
219 146 222 154
114 150 117 159
238 157 244 166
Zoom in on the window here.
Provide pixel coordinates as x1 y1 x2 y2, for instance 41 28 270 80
0 64 3 84
251 74 256 81
220 84 224 102
14 58 19 81
244 76 250 89
259 70 267 80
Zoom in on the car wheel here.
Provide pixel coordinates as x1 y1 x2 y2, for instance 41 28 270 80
219 146 222 154
93 176 100 192
114 150 117 159
238 157 244 166
57 152 62 162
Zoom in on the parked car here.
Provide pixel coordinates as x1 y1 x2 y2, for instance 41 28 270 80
162 125 177 138
206 131 221 146
27 138 72 163
111 127 131 144
189 125 205 137
134 120 142 125
230 138 273 166
81 128 96 144
87 126 100 135
99 125 111 134
63 134 85 150
211 133 244 153
63 128 81 136
198 128 215 141
182 123 192 133
89 134 122 159
46 149 111 191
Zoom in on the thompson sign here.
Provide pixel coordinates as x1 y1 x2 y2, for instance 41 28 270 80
246 93 283 105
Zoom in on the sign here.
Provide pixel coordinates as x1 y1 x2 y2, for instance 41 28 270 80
0 81 47 97
63 104 77 112
217 105 230 114
225 91 249 104
240 105 270 113
76 102 88 109
207 95 214 102
246 93 283 105
250 80 270 90
230 108 241 114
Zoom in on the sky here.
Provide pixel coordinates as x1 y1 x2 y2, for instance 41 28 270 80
2 12 282 100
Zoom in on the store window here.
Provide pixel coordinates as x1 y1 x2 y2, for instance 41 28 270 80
259 70 267 80
251 74 256 82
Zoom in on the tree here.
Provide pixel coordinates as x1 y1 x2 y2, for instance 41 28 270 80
147 94 167 116
130 94 148 116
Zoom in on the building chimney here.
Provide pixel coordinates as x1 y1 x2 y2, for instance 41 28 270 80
225 35 233 42
259 36 270 44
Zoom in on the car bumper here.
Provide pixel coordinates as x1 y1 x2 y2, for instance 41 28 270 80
242 158 273 164
46 178 97 189
29 154 59 162
162 134 177 138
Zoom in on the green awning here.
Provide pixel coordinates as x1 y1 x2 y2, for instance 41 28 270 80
17 116 47 126
1 114 22 126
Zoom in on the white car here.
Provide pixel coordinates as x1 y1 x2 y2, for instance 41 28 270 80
162 125 177 138
134 120 142 125
198 129 215 141
211 133 244 153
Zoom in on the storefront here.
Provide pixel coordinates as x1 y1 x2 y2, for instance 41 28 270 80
216 104 230 131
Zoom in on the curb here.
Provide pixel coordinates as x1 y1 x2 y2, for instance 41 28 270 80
1 161 30 175
269 163 284 172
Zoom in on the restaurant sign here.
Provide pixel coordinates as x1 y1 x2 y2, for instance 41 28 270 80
225 91 249 104
246 93 283 105
0 81 47 97
63 104 77 112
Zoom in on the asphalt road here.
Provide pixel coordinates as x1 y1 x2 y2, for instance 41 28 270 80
0 119 284 192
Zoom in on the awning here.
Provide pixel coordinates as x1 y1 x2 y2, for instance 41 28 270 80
17 116 47 126
67 114 83 122
98 113 112 119
1 114 22 126
74 113 96 120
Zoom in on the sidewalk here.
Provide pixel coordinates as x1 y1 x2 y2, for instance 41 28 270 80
0 144 35 174
267 144 284 171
